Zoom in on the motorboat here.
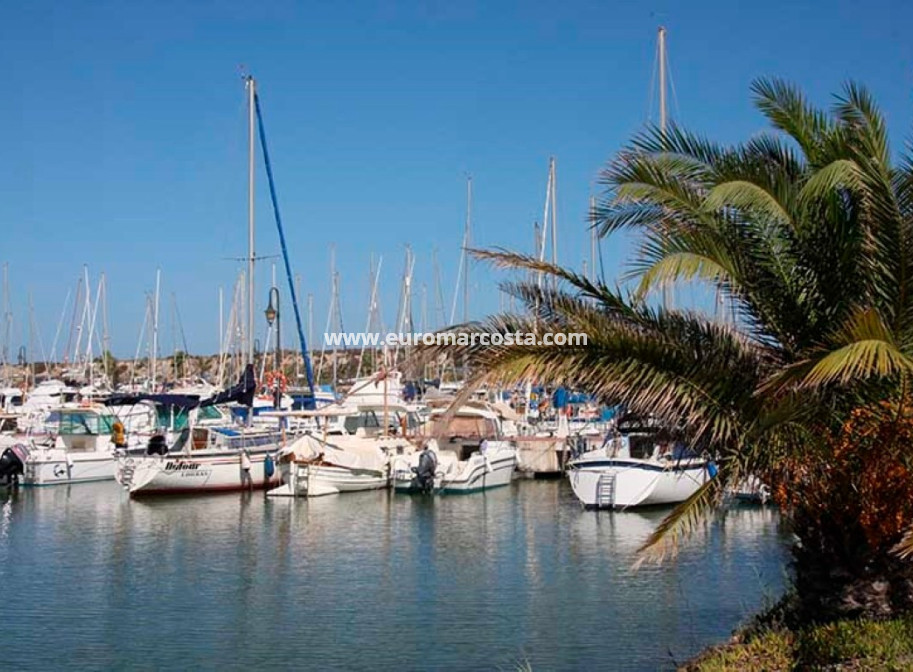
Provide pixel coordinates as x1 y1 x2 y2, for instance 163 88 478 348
0 404 144 486
392 404 517 493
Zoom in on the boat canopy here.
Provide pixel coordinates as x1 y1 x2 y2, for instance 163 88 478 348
104 365 256 411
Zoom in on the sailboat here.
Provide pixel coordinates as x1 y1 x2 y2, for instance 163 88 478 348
114 75 312 496
564 28 711 510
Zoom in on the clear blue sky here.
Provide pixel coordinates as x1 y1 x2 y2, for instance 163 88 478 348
2 0 912 359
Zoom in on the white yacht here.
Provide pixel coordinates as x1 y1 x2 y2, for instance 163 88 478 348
566 418 709 509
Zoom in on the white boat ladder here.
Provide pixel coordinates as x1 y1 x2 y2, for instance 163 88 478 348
596 473 616 508
119 460 135 489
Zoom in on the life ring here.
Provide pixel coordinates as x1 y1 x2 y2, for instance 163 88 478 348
264 370 288 393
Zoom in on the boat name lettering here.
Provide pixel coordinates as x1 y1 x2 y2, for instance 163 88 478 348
165 461 201 471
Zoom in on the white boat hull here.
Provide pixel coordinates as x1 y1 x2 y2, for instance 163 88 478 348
568 457 708 509
393 448 517 494
23 449 116 486
116 449 279 496
268 460 388 498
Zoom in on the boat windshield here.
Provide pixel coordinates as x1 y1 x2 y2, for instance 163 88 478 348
155 404 223 430
57 412 115 436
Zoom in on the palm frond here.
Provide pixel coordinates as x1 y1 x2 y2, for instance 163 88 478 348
704 180 792 226
634 475 727 567
892 524 913 560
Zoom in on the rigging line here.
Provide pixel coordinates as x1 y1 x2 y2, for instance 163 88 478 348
646 34 659 125
666 43 681 123
254 91 316 399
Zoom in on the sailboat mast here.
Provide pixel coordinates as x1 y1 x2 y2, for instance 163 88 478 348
589 195 597 282
658 26 667 136
246 75 257 370
463 176 472 323
152 268 161 389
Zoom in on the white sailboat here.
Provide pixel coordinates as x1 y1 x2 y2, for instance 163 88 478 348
566 417 709 509
114 75 290 497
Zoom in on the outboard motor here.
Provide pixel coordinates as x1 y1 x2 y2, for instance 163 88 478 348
413 448 437 494
0 444 29 485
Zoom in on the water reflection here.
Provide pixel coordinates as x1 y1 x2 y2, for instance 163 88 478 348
0 481 787 671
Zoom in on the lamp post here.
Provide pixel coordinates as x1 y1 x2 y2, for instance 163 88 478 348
264 286 280 408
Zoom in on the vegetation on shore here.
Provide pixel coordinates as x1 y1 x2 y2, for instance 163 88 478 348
684 609 913 670
419 76 913 636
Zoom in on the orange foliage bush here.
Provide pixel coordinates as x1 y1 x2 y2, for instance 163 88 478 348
770 403 913 551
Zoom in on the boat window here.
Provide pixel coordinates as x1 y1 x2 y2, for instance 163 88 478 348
199 405 222 420
156 405 189 431
343 411 380 433
192 428 209 451
628 434 657 459
10 395 22 406
59 412 115 435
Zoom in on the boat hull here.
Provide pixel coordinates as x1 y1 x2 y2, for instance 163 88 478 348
568 458 707 509
393 450 517 494
22 450 116 486
268 461 388 498
116 449 278 496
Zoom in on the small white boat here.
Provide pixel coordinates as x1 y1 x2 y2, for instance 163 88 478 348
392 404 518 494
266 404 421 497
567 420 709 509
392 441 517 493
269 433 416 497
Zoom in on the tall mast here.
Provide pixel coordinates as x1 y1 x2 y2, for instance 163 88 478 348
550 158 558 291
246 75 257 369
1 263 9 378
658 26 667 137
152 268 161 389
463 176 472 323
589 195 597 282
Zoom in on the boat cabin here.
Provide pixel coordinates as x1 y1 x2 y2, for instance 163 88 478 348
430 406 503 461
0 387 23 414
49 407 117 452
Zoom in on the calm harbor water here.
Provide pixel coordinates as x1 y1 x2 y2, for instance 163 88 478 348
0 480 787 671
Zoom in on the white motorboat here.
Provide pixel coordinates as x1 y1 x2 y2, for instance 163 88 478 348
392 404 518 493
0 405 143 486
392 440 517 493
566 419 709 509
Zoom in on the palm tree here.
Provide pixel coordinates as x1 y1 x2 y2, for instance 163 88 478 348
420 79 913 622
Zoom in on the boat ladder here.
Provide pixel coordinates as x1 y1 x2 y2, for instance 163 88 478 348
119 462 135 489
596 473 616 508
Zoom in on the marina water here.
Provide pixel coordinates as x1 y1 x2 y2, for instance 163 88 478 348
0 480 787 670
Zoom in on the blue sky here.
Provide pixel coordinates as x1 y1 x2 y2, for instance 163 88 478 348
2 0 912 360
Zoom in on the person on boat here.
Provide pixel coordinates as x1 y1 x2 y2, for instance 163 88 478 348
414 439 439 493
240 450 252 491
111 421 127 450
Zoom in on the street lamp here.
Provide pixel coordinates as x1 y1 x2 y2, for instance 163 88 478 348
264 286 281 407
